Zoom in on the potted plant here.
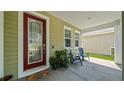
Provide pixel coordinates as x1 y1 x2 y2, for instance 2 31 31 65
49 56 57 70
55 49 70 68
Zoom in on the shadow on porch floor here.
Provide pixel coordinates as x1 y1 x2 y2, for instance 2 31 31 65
38 58 122 81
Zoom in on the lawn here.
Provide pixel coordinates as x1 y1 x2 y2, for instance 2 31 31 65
88 53 114 61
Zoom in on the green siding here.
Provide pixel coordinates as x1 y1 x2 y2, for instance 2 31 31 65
38 12 81 56
4 12 18 80
4 11 81 80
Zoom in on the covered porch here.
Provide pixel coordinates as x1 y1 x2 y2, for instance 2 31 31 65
0 11 123 81
39 57 121 81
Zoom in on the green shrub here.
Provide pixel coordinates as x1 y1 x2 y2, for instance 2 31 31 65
49 49 71 70
55 50 65 67
49 56 57 70
55 49 70 68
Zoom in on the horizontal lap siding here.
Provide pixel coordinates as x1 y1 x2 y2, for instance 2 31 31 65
4 12 18 80
83 33 114 55
38 12 81 56
49 17 64 56
4 11 81 80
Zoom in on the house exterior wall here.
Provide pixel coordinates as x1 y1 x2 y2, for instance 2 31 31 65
4 11 81 80
4 12 18 80
82 32 114 55
38 12 81 56
0 12 4 78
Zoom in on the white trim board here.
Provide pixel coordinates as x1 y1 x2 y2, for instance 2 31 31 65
0 12 4 78
82 27 114 37
18 11 50 78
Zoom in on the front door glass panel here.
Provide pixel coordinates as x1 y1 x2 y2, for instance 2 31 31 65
28 19 43 64
23 13 46 70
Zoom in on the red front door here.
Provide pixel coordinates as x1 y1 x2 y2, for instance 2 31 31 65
23 13 46 71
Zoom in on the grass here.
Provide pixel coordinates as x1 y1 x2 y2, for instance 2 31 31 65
88 53 114 61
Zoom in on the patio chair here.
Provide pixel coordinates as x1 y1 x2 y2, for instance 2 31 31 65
68 48 83 66
78 48 90 61
68 48 90 66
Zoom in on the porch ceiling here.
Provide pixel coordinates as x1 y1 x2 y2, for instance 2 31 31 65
48 11 121 30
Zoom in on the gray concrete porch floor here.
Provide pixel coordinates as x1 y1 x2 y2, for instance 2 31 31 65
39 57 122 81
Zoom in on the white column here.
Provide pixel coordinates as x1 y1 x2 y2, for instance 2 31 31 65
114 19 122 64
72 29 75 49
0 11 4 78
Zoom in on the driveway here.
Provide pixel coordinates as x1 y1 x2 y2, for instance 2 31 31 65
39 57 122 81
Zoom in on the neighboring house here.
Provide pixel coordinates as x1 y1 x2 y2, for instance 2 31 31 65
82 27 115 56
0 11 82 80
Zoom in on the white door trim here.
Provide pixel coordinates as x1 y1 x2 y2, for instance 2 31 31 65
18 11 50 78
0 12 4 78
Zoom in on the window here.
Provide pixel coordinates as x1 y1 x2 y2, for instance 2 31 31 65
75 32 80 47
28 19 42 64
64 27 72 48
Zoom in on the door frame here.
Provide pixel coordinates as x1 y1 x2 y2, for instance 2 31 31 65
23 13 47 70
0 11 4 78
18 11 50 78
